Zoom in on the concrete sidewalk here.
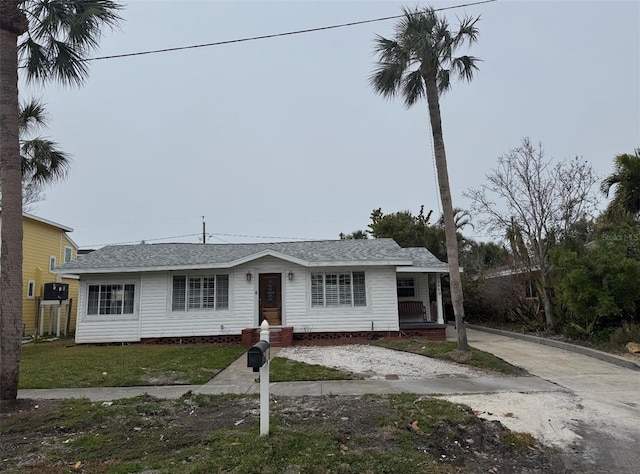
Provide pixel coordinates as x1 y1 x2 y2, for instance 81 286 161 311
18 340 564 402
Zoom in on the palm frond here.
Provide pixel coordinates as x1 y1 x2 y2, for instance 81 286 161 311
454 15 481 48
372 35 405 64
369 62 404 99
18 36 50 82
18 99 48 134
437 69 451 94
21 138 72 184
18 0 123 85
50 38 89 85
600 174 617 197
402 69 425 107
451 55 481 82
601 149 640 220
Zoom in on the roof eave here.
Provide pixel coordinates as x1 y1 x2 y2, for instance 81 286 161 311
55 258 415 274
396 266 449 273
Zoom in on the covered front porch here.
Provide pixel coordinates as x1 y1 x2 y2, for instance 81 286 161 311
396 270 446 327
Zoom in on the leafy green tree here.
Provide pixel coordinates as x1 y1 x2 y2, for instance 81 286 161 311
553 226 640 335
339 230 369 240
601 149 640 223
0 0 122 402
368 207 431 248
370 7 480 350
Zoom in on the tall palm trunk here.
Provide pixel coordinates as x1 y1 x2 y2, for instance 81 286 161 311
0 4 27 401
423 73 468 350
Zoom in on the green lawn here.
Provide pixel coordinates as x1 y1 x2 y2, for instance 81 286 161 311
270 356 361 382
371 339 527 375
19 339 246 389
19 336 525 390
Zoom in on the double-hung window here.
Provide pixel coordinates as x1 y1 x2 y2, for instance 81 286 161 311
311 271 366 307
397 277 416 298
172 274 229 311
87 284 135 315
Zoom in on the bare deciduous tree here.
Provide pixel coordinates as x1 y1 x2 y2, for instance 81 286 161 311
465 138 599 331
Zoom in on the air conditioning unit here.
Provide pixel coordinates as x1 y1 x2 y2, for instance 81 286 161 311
43 282 69 301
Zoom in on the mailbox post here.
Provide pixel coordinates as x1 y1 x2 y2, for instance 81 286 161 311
247 320 270 436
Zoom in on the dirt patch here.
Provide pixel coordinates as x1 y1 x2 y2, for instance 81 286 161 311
0 395 575 473
446 349 474 364
618 351 640 363
139 372 190 385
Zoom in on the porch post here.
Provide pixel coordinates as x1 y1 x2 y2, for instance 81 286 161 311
436 273 444 324
425 273 432 322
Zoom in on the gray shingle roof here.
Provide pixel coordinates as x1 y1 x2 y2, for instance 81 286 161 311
399 247 449 271
55 238 445 274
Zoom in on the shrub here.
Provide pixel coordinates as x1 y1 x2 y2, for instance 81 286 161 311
609 323 640 349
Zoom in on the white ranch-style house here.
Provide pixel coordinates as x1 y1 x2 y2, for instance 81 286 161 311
54 239 449 345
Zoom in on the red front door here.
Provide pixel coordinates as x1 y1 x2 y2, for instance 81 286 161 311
259 273 282 326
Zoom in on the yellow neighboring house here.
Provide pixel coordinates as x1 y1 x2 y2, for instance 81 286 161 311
10 212 80 336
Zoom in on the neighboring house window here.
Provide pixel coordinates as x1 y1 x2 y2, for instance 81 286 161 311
49 256 56 272
87 284 135 315
172 274 229 311
397 277 416 298
27 280 36 299
311 271 366 307
64 246 73 263
525 280 538 299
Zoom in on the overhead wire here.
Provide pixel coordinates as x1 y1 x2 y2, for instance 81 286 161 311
84 231 320 248
55 0 497 248
74 0 496 63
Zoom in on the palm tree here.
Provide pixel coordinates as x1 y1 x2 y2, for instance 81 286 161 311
437 207 475 231
13 99 71 210
370 7 480 350
0 0 122 402
601 149 640 222
20 99 71 187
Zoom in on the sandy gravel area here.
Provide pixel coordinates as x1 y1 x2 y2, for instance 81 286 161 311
278 344 484 379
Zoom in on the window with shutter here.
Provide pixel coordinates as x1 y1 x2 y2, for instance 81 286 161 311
172 274 230 311
311 271 366 308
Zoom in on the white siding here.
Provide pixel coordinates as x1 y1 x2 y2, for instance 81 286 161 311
74 274 141 343
238 257 306 327
75 259 403 343
296 266 399 333
140 270 250 338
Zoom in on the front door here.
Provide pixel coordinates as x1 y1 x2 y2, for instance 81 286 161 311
259 273 282 326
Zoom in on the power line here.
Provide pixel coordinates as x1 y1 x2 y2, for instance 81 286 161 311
80 0 496 63
84 233 201 247
208 232 317 241
83 231 320 248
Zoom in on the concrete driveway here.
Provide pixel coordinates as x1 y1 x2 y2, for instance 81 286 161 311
452 327 640 473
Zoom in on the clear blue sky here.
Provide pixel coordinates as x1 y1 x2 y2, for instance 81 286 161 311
23 0 640 248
